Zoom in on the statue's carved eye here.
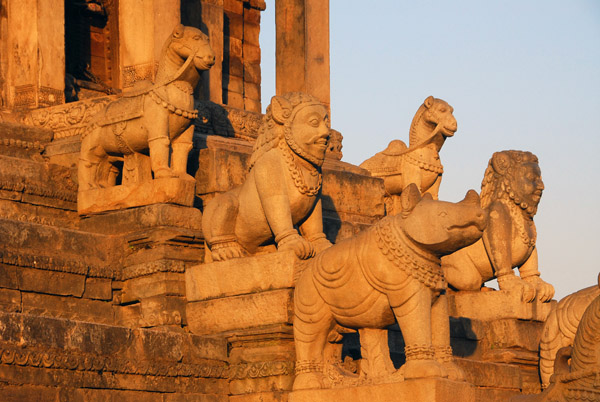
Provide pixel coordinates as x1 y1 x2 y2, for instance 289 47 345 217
439 107 447 113
194 35 201 40
438 211 447 218
310 118 320 126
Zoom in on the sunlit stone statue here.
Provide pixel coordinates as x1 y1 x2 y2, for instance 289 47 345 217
77 25 215 214
293 184 487 390
539 275 600 388
202 92 332 261
513 275 600 402
360 96 457 214
442 150 554 302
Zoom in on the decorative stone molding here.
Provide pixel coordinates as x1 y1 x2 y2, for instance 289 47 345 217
229 360 294 380
0 249 115 279
121 259 186 281
122 62 158 88
0 345 228 378
21 96 114 139
13 85 64 110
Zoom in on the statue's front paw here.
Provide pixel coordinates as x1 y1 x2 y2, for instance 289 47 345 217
211 242 247 261
523 275 555 302
498 274 536 302
277 231 315 260
308 233 332 255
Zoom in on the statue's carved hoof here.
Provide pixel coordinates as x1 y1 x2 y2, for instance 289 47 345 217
402 360 446 380
292 372 325 390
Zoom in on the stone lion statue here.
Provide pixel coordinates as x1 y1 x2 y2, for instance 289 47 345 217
442 150 554 302
360 96 457 214
202 92 332 261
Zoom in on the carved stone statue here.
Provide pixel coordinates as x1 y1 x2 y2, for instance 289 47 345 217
442 150 555 302
539 274 600 388
360 96 456 213
202 92 332 261
512 276 600 402
78 25 215 191
292 184 487 390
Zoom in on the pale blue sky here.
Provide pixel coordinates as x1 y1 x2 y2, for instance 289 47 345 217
260 1 600 299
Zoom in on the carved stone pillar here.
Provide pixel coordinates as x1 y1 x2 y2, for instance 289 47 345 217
1 0 65 110
118 0 181 89
275 0 330 113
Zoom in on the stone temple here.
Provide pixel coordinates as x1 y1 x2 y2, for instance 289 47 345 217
0 1 598 401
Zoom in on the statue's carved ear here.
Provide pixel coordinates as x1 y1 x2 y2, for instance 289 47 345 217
270 96 292 124
491 152 510 174
173 24 185 38
401 183 422 213
424 96 434 109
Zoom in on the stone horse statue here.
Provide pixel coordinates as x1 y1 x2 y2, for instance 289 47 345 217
360 96 457 214
78 24 215 190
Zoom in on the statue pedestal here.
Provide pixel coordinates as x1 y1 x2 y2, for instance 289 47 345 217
448 290 554 322
77 177 195 215
185 251 298 335
288 378 476 402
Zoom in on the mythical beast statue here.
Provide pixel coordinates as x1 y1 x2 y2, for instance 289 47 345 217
512 275 600 402
202 92 332 261
78 25 215 191
360 96 456 214
293 184 487 390
442 150 554 302
539 275 600 388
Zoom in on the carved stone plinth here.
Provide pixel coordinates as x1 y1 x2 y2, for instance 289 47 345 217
77 177 195 215
186 250 298 302
288 378 476 402
448 290 554 322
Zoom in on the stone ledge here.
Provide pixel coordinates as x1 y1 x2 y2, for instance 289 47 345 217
78 177 195 216
187 289 293 335
288 378 476 402
185 251 298 302
448 290 554 322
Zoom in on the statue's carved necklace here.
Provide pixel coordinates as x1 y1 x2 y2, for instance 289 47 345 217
506 198 537 248
374 217 446 291
404 150 444 174
279 141 322 196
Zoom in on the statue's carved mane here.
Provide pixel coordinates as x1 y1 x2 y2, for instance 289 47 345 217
249 92 322 170
480 150 539 215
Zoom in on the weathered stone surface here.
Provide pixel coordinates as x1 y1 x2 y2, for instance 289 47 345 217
78 177 196 216
0 288 21 312
122 272 186 303
21 292 116 324
448 290 554 322
0 122 52 160
187 289 293 335
17 267 85 297
186 251 297 302
288 378 476 402
83 277 113 300
0 155 77 209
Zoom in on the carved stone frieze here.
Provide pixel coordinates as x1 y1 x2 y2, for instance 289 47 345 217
0 248 115 278
13 85 64 110
121 259 186 281
229 360 295 380
0 345 228 378
20 96 114 139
